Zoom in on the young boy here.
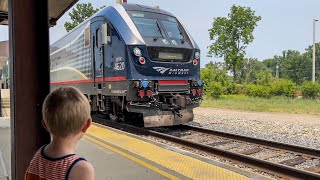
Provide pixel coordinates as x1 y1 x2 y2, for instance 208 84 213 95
25 87 95 180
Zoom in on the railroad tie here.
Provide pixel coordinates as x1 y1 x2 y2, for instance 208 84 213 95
239 147 263 155
279 156 306 167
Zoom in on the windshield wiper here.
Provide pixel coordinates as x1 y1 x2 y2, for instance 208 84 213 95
156 21 164 39
153 36 159 42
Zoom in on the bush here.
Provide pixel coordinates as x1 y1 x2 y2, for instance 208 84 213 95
224 83 242 95
270 79 296 97
301 81 320 98
204 81 223 99
245 84 271 98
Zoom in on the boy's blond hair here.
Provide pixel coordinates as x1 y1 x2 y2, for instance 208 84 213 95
42 86 91 137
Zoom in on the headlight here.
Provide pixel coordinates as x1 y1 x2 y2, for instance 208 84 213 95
192 80 198 86
195 51 200 60
133 47 142 57
133 81 140 88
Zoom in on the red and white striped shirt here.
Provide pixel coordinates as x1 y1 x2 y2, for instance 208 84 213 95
25 145 85 180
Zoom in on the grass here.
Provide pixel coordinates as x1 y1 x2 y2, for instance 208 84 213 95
201 95 320 115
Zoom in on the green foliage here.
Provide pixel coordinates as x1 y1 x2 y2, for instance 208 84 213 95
205 81 223 99
255 70 274 86
224 82 242 95
301 81 320 98
270 79 296 97
64 3 104 32
263 44 320 84
201 62 235 98
208 5 261 82
241 58 273 85
201 95 320 115
245 84 270 98
200 62 230 86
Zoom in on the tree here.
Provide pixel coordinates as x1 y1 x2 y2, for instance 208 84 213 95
208 5 261 82
262 45 320 84
241 58 273 85
64 3 104 32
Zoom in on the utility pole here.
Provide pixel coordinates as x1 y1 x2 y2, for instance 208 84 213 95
276 61 279 79
312 19 318 82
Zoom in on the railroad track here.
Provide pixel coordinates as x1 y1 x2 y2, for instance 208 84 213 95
93 116 320 179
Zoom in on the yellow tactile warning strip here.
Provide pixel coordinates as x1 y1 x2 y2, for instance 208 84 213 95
84 135 180 180
86 125 250 180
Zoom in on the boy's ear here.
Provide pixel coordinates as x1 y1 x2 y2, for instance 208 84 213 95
81 118 92 133
42 119 49 132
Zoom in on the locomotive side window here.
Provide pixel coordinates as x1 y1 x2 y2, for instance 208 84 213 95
107 23 112 44
84 27 90 47
96 28 100 47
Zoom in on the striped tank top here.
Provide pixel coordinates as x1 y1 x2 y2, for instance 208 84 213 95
25 145 86 180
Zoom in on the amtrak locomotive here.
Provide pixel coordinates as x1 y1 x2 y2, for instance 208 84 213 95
50 3 203 127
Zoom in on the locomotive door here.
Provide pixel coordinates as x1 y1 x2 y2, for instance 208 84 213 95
91 21 104 88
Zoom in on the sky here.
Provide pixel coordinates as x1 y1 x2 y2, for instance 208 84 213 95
0 0 320 66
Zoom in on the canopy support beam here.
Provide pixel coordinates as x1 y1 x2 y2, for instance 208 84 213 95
9 0 51 179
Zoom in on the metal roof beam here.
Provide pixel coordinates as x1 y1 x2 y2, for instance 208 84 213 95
0 0 78 26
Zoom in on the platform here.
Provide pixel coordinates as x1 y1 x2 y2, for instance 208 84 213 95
1 89 10 117
0 116 265 179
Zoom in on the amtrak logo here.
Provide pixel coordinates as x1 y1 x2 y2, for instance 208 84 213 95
153 67 189 75
153 67 170 74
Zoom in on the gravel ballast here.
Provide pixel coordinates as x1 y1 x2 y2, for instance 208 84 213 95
190 108 320 149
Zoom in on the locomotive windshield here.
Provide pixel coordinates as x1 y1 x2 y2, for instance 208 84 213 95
161 20 183 40
129 11 185 41
131 17 162 37
128 10 194 62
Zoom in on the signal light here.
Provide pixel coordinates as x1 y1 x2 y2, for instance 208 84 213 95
138 90 145 98
193 59 198 66
146 90 153 97
191 89 197 96
139 57 146 64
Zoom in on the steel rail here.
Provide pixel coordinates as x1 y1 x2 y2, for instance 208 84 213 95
180 125 320 158
93 117 320 180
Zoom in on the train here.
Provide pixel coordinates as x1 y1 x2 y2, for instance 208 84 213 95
50 3 203 127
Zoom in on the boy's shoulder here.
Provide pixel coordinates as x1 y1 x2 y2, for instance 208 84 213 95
68 160 95 180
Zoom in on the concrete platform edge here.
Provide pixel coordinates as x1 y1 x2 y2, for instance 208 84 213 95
92 123 271 180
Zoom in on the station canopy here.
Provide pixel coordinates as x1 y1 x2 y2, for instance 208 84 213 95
0 0 78 25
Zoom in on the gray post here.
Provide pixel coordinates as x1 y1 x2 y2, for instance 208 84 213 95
312 19 318 82
276 62 279 79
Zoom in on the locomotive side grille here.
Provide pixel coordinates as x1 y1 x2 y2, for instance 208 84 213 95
147 47 193 62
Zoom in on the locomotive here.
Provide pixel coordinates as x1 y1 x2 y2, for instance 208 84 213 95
50 3 203 127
